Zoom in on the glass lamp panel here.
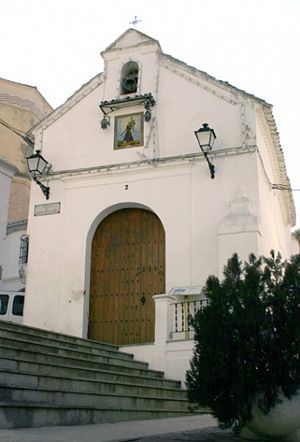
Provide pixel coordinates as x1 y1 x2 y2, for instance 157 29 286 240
26 151 48 176
196 130 211 150
208 130 216 148
26 155 40 175
195 125 216 152
36 155 47 174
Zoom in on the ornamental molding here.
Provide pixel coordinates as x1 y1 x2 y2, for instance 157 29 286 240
257 106 295 226
0 156 18 176
6 219 28 235
160 53 270 109
30 73 104 133
160 61 239 105
44 145 256 182
0 93 46 119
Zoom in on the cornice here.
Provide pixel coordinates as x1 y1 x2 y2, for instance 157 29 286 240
257 106 295 226
160 53 271 108
43 145 256 181
0 93 47 119
29 73 104 133
6 219 28 235
102 28 161 55
0 156 18 176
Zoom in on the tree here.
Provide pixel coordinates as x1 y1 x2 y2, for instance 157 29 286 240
186 252 300 433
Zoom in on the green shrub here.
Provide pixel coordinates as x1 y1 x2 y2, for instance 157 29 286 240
186 251 300 432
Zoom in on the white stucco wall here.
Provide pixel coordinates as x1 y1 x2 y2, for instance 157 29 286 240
23 29 295 379
24 147 260 336
0 159 17 290
255 111 294 258
38 42 246 174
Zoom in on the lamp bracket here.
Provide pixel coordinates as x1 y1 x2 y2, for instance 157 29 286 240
34 177 50 200
204 152 215 179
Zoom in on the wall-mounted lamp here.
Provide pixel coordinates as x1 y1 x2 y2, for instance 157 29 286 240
26 150 51 199
144 109 151 122
101 115 110 129
144 97 153 122
194 123 216 179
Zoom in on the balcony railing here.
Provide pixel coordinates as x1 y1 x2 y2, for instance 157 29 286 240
170 298 208 340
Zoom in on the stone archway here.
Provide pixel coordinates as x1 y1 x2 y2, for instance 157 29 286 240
88 208 165 345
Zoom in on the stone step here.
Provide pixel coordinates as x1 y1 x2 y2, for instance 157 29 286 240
0 323 133 362
0 320 199 430
0 357 180 389
0 345 163 379
0 385 189 411
0 319 118 353
0 336 148 370
0 368 185 399
0 402 197 430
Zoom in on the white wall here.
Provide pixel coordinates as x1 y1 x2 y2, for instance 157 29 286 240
23 31 294 358
0 158 16 290
24 147 261 337
40 43 245 174
256 111 294 258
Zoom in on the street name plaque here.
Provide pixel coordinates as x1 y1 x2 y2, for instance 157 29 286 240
34 202 61 216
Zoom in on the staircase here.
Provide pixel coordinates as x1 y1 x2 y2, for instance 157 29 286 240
0 320 199 429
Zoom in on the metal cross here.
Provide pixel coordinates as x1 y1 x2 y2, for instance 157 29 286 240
129 16 142 28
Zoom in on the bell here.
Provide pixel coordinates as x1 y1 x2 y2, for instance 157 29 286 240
122 76 137 93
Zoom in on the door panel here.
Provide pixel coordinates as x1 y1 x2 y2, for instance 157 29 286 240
88 208 165 345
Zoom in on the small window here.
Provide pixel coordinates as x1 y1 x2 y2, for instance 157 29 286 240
19 235 29 265
12 295 24 316
0 295 9 315
121 61 139 95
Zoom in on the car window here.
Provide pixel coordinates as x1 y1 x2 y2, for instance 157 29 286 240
0 295 9 315
12 295 24 316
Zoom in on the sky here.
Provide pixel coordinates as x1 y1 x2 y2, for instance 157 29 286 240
1 0 300 228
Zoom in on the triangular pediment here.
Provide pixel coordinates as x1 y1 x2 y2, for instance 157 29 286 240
102 28 161 54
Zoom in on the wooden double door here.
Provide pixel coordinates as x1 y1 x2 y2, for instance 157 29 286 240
88 208 165 345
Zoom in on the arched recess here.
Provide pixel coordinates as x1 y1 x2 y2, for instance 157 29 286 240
87 205 165 345
120 61 139 95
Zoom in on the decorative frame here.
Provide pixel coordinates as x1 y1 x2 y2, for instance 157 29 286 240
114 112 144 150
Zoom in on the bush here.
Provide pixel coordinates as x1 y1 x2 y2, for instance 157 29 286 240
186 251 300 433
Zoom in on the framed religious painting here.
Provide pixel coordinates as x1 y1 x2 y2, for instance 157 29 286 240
114 112 144 150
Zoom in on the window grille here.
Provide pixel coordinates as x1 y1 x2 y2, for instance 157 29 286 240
19 235 29 265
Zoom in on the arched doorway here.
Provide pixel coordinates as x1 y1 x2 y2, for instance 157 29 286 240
88 208 165 345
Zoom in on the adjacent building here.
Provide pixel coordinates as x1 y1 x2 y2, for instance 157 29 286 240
0 78 52 299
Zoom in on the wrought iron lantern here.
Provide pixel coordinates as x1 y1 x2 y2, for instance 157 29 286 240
194 123 216 179
100 115 110 129
26 150 50 199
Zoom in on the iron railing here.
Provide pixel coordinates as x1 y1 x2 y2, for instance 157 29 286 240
170 299 208 339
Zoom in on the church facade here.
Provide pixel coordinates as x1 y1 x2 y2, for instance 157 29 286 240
23 29 296 381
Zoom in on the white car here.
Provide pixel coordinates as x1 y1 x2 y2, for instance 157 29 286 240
0 292 24 323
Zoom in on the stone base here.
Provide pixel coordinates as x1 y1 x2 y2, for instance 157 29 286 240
241 391 300 441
